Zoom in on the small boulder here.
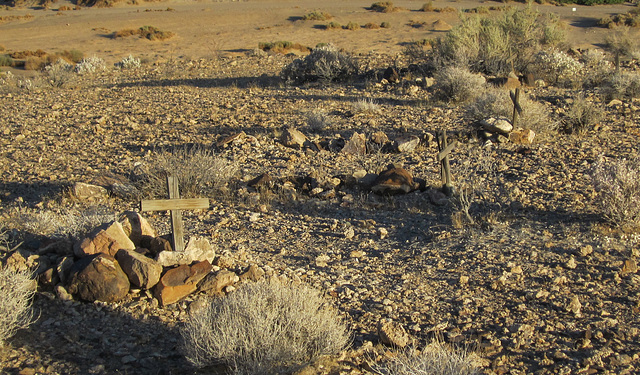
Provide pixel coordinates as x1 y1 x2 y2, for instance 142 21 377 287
371 167 419 195
341 132 367 156
140 235 172 257
119 211 156 246
72 182 108 201
378 319 411 348
395 135 420 153
67 254 130 303
155 261 212 305
369 131 389 146
432 19 452 31
509 128 536 145
115 249 163 289
481 117 513 135
74 221 136 258
155 236 215 267
281 128 308 149
198 270 240 294
239 264 265 282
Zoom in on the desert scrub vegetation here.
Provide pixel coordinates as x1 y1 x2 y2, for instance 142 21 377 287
137 146 238 199
74 55 107 75
433 66 486 103
44 59 74 88
529 50 583 87
431 5 564 75
325 21 342 30
113 26 174 41
604 26 640 71
564 95 604 134
370 1 399 13
374 342 480 375
306 110 334 132
302 11 332 21
591 155 640 227
258 41 310 54
6 206 114 240
465 87 557 134
603 71 640 100
352 98 381 113
281 44 358 85
0 265 36 347
598 6 640 28
181 280 349 374
345 21 360 30
115 54 141 70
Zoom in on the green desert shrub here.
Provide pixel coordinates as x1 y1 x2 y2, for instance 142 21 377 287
375 342 480 375
465 87 557 134
0 55 13 67
433 66 486 103
0 266 36 347
181 280 349 375
432 5 564 75
280 44 358 85
591 156 640 227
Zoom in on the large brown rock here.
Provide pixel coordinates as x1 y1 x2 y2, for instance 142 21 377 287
119 211 156 246
341 132 366 156
378 319 411 348
115 249 162 289
281 128 308 149
371 167 419 195
140 235 172 257
509 128 536 145
67 254 130 303
154 261 212 306
74 221 136 257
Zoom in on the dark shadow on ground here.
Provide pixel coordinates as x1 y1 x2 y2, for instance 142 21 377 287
0 181 67 206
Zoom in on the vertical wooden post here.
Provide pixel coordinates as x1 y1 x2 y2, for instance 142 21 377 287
437 130 455 196
510 88 521 128
166 175 185 252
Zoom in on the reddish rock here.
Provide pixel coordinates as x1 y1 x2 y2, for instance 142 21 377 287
74 221 136 258
371 167 419 195
115 249 162 289
119 211 156 246
154 261 212 305
67 254 130 303
509 128 536 145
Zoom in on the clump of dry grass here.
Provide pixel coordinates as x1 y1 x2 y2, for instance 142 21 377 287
603 72 640 100
6 206 115 240
564 95 604 134
139 146 238 199
326 21 342 30
433 66 486 103
598 7 640 28
113 26 174 41
465 87 557 134
181 280 349 375
306 110 334 132
0 266 36 347
370 1 399 13
591 155 640 227
353 98 380 113
374 342 480 375
345 21 360 30
364 22 380 29
419 2 435 11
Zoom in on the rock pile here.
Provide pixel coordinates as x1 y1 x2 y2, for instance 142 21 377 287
9 211 243 306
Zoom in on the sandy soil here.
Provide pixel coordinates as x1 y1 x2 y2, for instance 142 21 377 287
0 0 637 65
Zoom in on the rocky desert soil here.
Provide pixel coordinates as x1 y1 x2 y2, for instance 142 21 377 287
1 1 640 375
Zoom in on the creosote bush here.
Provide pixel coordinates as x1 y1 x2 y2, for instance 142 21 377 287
280 44 358 85
258 41 310 54
181 280 349 375
370 1 398 12
345 21 360 30
375 342 480 375
140 146 238 199
0 266 36 347
591 156 640 227
432 5 564 75
433 66 486 103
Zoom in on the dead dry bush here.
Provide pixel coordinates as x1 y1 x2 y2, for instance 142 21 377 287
564 95 604 134
139 146 238 199
6 207 114 240
302 11 332 21
374 342 480 375
181 280 349 375
591 155 640 227
603 72 640 99
433 66 486 103
0 266 36 347
280 44 358 85
258 41 310 54
370 1 399 12
465 87 557 134
113 26 174 41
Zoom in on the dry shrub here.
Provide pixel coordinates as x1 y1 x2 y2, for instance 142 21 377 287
591 155 640 227
604 26 640 70
75 55 107 75
116 54 141 69
604 72 640 99
326 21 341 29
24 56 45 71
307 110 333 132
381 21 391 28
364 22 380 29
371 1 398 12
433 66 486 103
564 95 604 134
181 280 349 374
281 44 358 85
113 26 174 41
258 41 310 54
580 49 614 88
0 55 13 67
44 59 74 88
374 342 480 375
302 11 332 21
353 98 380 113
7 207 114 240
0 266 36 347
345 21 360 30
420 2 434 11
139 146 238 199
529 50 583 87
465 87 557 134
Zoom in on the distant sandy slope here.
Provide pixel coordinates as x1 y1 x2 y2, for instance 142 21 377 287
0 0 637 64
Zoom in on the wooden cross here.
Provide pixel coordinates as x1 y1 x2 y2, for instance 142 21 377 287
140 175 209 252
510 88 522 128
437 130 457 196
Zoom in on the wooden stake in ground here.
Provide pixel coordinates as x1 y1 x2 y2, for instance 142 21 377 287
140 175 209 252
437 130 457 196
510 88 522 128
